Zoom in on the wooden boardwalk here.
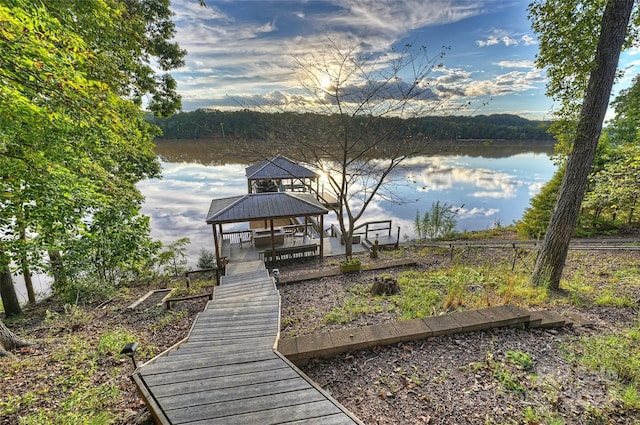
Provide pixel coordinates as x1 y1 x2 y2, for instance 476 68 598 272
133 260 362 425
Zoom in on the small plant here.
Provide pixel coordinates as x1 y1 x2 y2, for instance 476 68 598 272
522 406 539 424
505 350 534 371
197 248 216 269
150 310 188 333
570 323 640 388
339 257 361 273
156 237 191 277
340 257 361 266
97 328 142 361
494 367 526 393
414 201 459 240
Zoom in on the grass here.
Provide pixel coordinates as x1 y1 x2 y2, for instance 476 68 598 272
0 300 163 424
505 350 534 371
566 322 640 410
324 284 394 323
323 264 551 323
1 334 123 424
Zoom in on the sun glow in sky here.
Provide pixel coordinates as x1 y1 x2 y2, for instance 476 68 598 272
168 0 640 120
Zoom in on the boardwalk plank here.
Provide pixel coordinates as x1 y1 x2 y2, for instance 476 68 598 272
282 414 360 425
214 288 277 298
166 388 328 424
220 274 272 284
171 337 278 353
142 358 290 386
158 377 310 410
166 337 278 355
141 350 278 374
188 325 278 335
194 311 279 321
149 368 303 398
197 304 279 315
205 298 280 308
134 255 362 425
181 400 350 425
153 345 278 364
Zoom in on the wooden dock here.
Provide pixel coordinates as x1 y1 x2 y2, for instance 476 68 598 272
133 260 362 425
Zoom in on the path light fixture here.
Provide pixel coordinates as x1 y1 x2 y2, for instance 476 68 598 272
120 342 139 369
272 268 280 283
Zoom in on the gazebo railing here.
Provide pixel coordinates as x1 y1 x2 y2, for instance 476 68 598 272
222 229 253 245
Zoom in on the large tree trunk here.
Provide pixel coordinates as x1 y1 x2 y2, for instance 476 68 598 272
19 227 36 304
531 0 633 289
0 266 22 318
0 319 33 358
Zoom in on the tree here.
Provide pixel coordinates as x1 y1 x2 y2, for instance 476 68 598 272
262 38 449 259
0 319 32 358
0 0 183 309
1 257 21 318
529 0 634 288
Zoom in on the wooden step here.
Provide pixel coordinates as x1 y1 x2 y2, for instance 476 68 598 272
528 310 571 328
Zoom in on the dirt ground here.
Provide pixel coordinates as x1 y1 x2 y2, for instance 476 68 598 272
276 242 640 424
2 238 640 424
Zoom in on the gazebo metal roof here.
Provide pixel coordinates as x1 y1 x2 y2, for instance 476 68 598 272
244 155 319 181
206 192 328 224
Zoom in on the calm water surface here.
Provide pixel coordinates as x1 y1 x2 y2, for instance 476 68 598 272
138 141 557 263
14 141 556 302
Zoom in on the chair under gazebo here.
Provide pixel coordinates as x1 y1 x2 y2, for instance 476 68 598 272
205 192 329 269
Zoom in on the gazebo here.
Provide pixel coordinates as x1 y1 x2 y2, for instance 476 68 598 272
205 192 329 268
245 155 319 194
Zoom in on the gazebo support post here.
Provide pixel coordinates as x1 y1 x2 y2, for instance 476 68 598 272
319 214 324 260
212 224 222 285
269 218 276 265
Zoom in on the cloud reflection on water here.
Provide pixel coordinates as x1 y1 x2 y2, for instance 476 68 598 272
137 152 556 264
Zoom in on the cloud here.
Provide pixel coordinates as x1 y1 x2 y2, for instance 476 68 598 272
329 0 485 38
431 67 545 100
168 1 550 114
410 157 520 200
476 30 536 47
494 60 536 68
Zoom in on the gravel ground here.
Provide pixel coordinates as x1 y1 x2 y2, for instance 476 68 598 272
276 243 640 424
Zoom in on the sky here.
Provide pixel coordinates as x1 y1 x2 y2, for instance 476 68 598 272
167 0 640 121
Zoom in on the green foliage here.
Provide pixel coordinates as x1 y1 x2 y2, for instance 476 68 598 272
323 284 392 323
570 323 640 387
197 248 216 269
414 201 459 240
323 265 549 324
516 167 563 239
97 328 140 361
584 134 640 228
339 258 361 266
150 310 188 333
150 109 554 141
44 304 93 331
157 238 191 277
528 1 640 154
0 0 183 309
505 350 534 371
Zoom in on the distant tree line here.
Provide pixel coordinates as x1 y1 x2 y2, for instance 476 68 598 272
146 110 555 141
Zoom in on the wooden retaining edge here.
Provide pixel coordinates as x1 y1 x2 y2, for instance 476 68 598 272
164 292 213 310
278 259 418 285
127 288 174 309
278 305 533 366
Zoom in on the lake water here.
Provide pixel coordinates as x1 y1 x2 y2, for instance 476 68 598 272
138 140 557 265
13 140 556 303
